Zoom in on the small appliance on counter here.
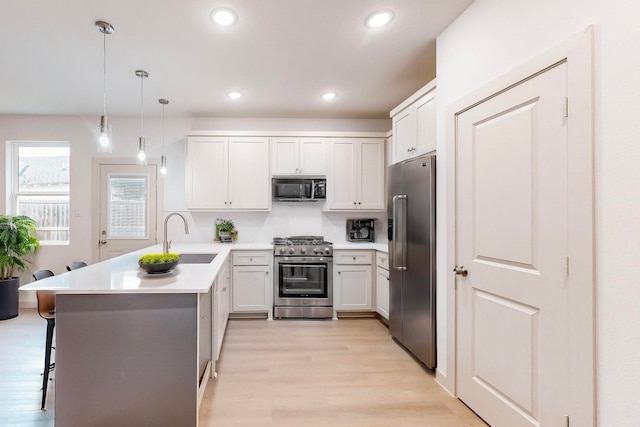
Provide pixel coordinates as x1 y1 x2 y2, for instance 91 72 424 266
346 218 375 242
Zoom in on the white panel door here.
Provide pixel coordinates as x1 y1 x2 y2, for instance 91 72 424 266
298 138 327 176
186 138 227 209
228 137 270 209
99 164 157 261
358 139 385 210
456 63 569 426
328 139 357 209
271 137 298 176
376 266 389 319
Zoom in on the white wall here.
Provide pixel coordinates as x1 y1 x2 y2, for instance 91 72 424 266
435 0 640 424
0 114 389 305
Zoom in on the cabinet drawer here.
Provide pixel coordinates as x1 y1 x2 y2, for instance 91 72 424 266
232 251 271 266
376 252 389 270
335 251 373 265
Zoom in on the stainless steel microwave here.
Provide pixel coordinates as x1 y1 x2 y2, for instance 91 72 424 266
272 178 326 202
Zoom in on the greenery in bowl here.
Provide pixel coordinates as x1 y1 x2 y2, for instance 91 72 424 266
139 253 180 264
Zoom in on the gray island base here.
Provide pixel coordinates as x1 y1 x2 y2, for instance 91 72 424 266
56 293 204 427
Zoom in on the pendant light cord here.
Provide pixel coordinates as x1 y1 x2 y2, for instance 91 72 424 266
103 32 107 116
140 75 144 135
162 103 165 150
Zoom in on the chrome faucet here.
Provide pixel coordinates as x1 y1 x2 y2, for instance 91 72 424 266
163 213 189 253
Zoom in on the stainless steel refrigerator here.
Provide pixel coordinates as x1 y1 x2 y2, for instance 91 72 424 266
387 154 436 368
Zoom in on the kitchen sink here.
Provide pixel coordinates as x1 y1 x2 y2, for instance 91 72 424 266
178 253 217 264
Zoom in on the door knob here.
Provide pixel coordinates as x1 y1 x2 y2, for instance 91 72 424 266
99 239 107 245
453 266 468 277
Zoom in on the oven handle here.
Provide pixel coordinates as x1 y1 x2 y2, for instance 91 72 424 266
276 258 330 264
279 263 327 268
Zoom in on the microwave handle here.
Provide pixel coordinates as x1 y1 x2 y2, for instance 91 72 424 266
311 180 315 199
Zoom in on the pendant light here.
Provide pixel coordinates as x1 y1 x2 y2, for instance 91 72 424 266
135 70 149 165
159 99 169 175
96 21 114 152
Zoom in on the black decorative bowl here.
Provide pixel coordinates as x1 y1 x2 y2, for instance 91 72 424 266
138 260 179 274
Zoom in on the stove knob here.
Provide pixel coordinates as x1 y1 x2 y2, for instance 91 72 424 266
289 247 295 254
300 247 307 254
313 248 319 254
324 247 331 255
279 248 285 254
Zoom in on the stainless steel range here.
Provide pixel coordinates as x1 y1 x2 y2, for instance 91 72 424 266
273 236 333 319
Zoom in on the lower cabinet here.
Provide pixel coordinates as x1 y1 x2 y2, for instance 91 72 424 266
214 257 230 364
333 250 374 312
231 251 273 320
375 252 389 320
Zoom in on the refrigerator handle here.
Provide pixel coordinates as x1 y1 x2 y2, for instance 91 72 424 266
392 195 407 271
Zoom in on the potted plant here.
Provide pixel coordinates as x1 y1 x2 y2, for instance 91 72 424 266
0 215 40 320
215 218 235 243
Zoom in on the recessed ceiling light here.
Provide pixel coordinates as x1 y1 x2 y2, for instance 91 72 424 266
322 92 337 101
365 10 394 28
211 8 237 26
227 91 242 99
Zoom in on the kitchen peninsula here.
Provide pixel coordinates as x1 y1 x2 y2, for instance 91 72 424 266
20 243 270 427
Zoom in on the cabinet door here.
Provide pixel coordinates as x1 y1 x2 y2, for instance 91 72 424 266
358 139 385 210
186 137 228 209
392 107 415 164
271 137 299 176
415 92 437 155
376 266 389 320
334 264 372 311
328 139 357 209
299 138 327 176
228 137 270 209
232 265 270 312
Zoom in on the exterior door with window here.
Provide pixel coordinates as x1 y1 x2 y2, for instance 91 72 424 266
99 164 157 261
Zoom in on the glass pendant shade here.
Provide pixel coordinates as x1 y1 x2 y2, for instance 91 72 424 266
98 115 112 153
160 155 167 175
137 136 147 165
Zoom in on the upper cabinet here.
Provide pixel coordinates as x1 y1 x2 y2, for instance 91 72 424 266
186 136 270 210
271 137 327 176
327 138 385 211
390 79 436 164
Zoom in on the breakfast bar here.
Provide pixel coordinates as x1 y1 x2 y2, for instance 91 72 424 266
19 243 240 427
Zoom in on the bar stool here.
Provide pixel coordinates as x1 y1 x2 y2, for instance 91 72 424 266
33 270 55 410
66 261 87 271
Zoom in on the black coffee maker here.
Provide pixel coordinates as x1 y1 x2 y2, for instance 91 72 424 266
347 219 375 242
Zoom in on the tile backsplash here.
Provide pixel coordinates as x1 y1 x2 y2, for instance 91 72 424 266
164 203 387 245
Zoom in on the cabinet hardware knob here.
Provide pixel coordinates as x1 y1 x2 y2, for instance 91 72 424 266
358 202 361 205
224 201 227 204
353 202 356 205
353 256 356 260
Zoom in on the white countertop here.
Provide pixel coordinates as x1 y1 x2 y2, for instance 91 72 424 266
19 243 272 294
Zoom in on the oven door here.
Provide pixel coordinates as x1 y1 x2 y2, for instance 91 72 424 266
274 256 333 306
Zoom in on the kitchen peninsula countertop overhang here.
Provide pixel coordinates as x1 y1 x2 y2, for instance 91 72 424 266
20 243 273 294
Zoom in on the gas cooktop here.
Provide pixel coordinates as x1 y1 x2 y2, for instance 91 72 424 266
272 236 333 256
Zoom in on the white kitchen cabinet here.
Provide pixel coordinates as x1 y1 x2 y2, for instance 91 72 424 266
213 257 231 364
333 250 374 312
375 252 389 320
186 136 270 210
231 251 273 319
327 138 385 211
391 80 436 164
271 137 327 176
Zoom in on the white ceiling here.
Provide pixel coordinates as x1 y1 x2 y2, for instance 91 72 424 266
0 0 473 119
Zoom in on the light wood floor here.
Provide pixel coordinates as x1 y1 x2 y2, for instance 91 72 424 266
1 310 487 426
200 318 487 427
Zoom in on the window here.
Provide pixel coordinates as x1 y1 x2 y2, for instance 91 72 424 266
11 143 70 244
107 174 148 239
